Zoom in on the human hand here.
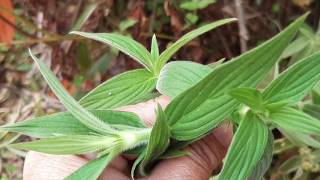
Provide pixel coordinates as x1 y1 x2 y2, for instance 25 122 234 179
23 96 232 180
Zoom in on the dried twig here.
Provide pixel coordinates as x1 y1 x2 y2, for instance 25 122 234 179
0 14 36 39
234 0 249 52
0 35 87 47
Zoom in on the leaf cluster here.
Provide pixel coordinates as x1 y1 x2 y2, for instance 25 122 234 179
2 13 320 180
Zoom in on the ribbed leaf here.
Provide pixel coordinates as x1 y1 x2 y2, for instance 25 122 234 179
218 112 269 180
165 14 307 141
29 50 115 134
139 105 171 175
10 135 117 155
303 103 320 119
0 110 145 138
156 18 236 69
70 32 153 71
263 51 320 104
151 34 159 62
157 61 212 98
228 87 266 113
271 107 320 135
248 132 274 180
80 69 156 110
65 153 115 180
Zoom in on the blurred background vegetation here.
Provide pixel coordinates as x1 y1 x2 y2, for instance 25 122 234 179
0 0 319 179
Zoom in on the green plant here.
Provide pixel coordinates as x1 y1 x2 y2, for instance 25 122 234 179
178 0 216 27
263 17 320 180
1 13 320 180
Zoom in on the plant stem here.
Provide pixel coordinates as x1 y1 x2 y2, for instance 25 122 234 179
119 128 152 150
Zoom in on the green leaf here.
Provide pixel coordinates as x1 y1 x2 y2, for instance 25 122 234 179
248 132 274 180
228 87 266 113
10 135 117 155
65 153 115 180
281 129 320 148
156 18 236 70
70 32 153 71
151 34 159 62
0 110 145 138
80 69 156 110
157 61 212 98
131 150 146 179
270 107 320 135
281 36 309 59
180 0 216 10
139 104 171 175
218 112 269 180
119 19 137 32
165 14 307 141
311 82 320 105
87 48 119 78
288 43 315 66
303 103 320 119
263 51 320 104
71 3 97 31
312 90 320 105
185 13 199 25
29 50 115 135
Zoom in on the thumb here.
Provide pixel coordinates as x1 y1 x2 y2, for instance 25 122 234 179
117 96 170 126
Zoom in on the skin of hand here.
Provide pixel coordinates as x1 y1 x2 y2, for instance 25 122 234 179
23 96 233 180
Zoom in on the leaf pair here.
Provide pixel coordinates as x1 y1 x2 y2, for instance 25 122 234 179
163 13 308 141
71 18 235 74
5 51 151 179
137 105 171 176
222 34 320 180
72 19 236 110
